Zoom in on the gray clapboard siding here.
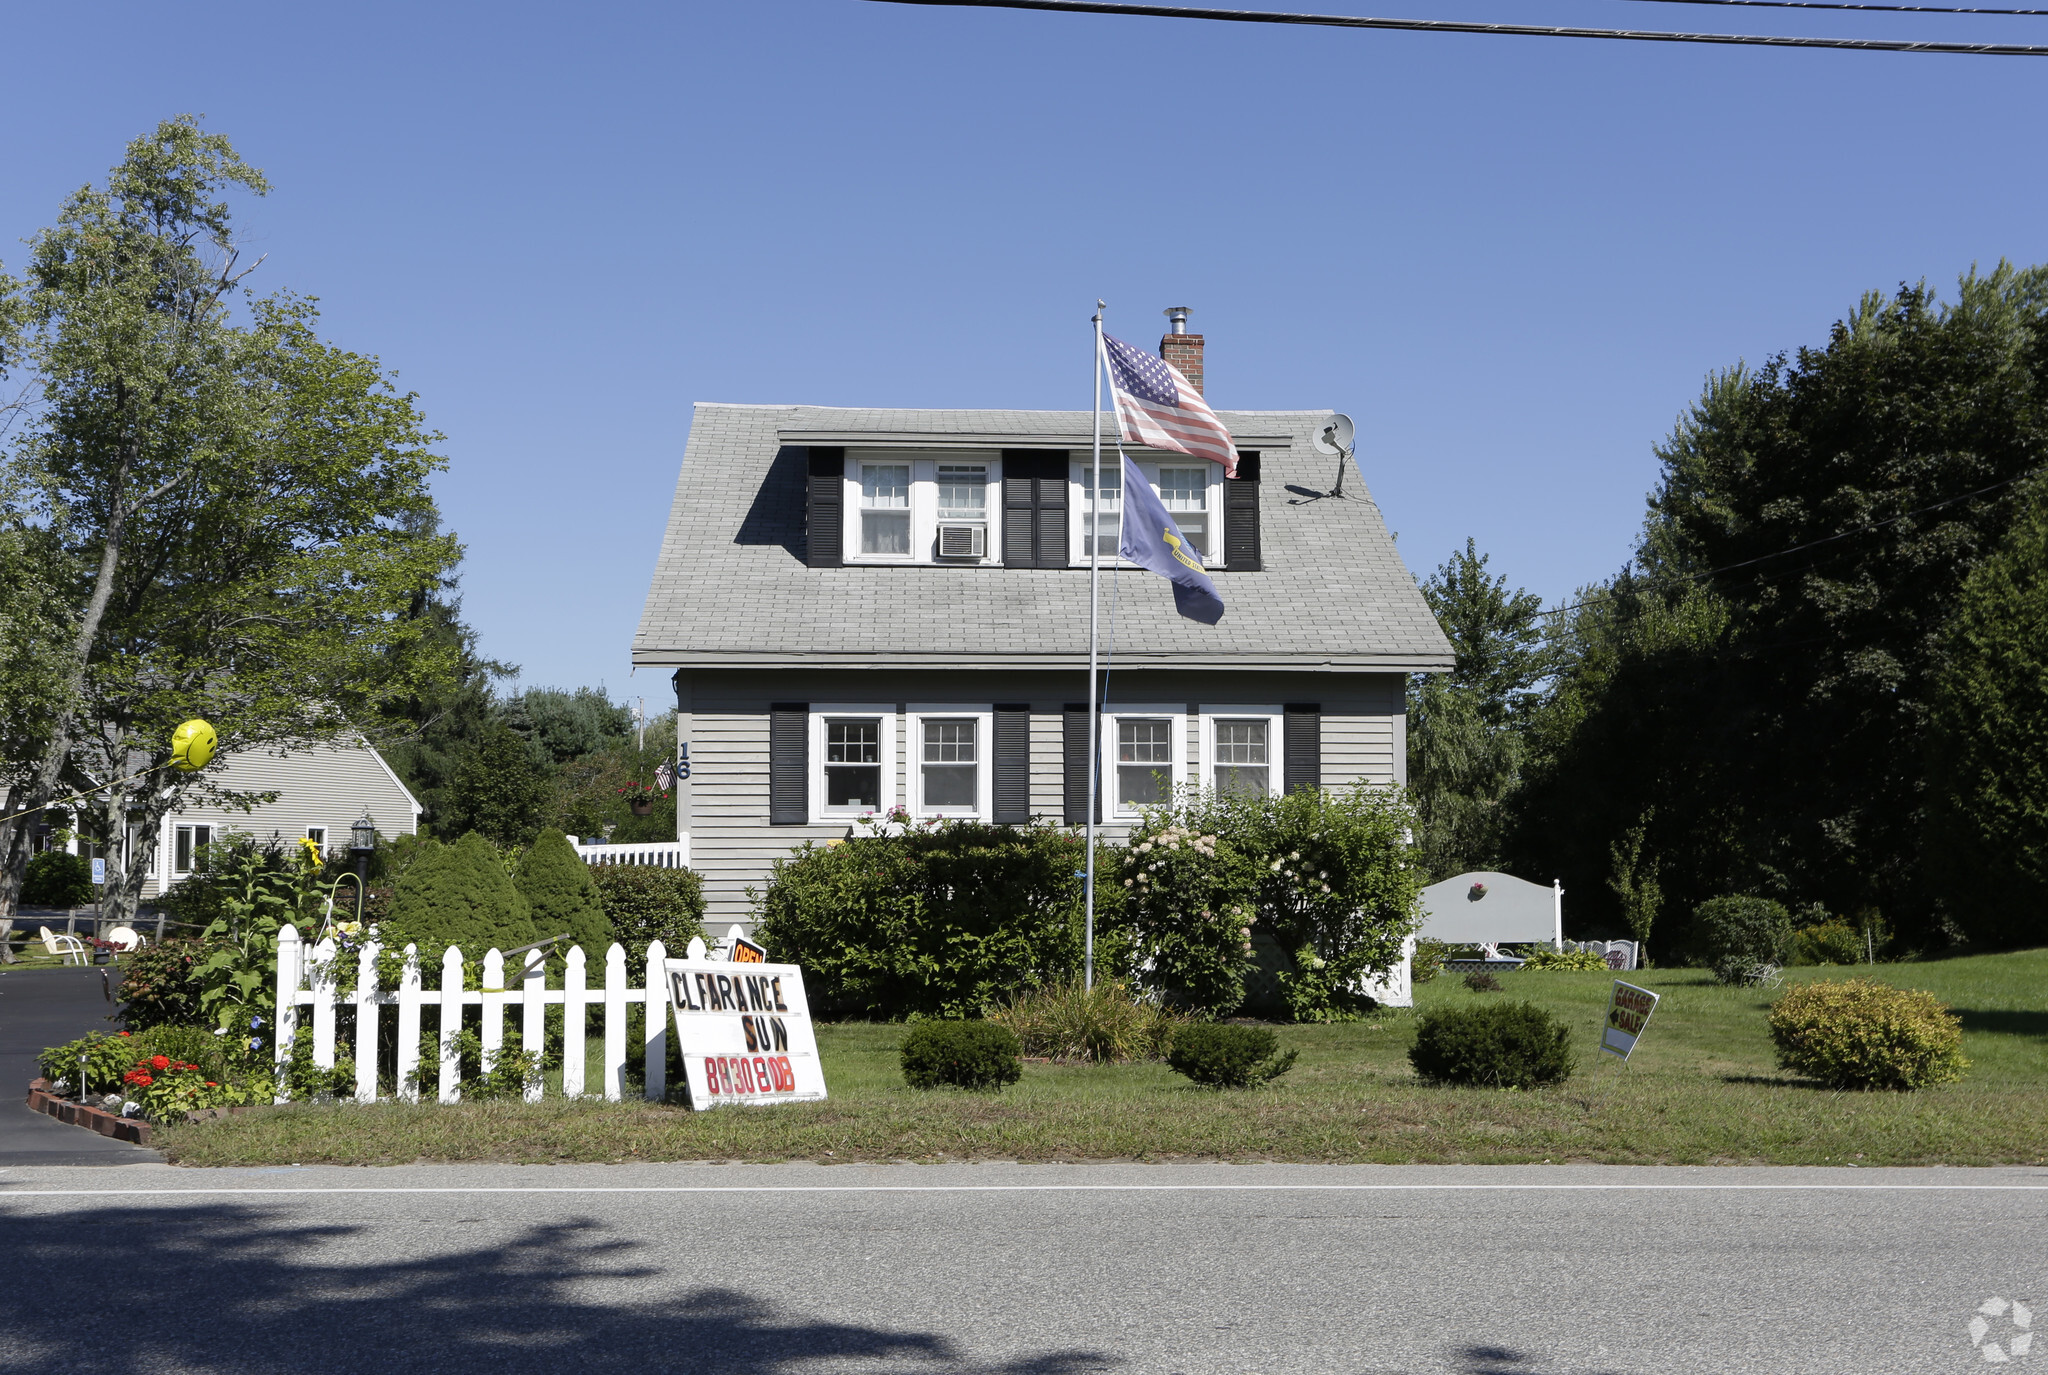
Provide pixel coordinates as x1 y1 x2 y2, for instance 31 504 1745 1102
147 737 420 896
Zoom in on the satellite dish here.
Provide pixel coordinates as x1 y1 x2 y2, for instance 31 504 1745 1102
1312 413 1355 457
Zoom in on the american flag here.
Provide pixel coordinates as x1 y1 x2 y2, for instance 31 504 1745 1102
1103 335 1239 478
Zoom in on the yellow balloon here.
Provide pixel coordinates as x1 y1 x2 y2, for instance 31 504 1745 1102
171 719 217 772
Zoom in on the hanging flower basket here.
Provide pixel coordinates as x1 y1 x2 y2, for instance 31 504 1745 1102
1469 882 1489 900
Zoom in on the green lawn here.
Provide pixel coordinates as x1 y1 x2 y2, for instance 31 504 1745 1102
154 949 2048 1168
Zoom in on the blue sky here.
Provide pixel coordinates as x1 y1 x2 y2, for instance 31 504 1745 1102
5 1 2045 693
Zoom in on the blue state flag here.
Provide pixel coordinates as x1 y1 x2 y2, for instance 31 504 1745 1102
1116 454 1224 624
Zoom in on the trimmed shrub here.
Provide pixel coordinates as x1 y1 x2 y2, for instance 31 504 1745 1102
756 818 1124 1019
1166 1023 1297 1088
586 864 707 980
900 1020 1023 1091
1695 895 1792 983
515 829 615 961
988 981 1181 1063
1409 1001 1576 1089
1462 970 1503 993
1768 979 1967 1090
1518 946 1612 972
22 851 94 908
115 938 205 1031
1790 920 1865 967
1411 939 1448 985
384 833 536 963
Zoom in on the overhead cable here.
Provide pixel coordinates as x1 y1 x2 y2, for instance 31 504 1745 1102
867 0 2048 53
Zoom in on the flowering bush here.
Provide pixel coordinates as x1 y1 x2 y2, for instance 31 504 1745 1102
39 1031 143 1095
1117 823 1261 1016
119 1055 264 1120
1768 979 1967 1090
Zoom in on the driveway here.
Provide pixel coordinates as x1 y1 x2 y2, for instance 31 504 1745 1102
0 964 161 1165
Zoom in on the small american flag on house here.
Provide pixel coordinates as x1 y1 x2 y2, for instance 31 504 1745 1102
1103 334 1239 478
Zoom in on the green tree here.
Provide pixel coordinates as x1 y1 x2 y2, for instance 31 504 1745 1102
1607 810 1663 960
1406 539 1546 878
384 833 535 963
0 117 460 929
1924 481 2048 949
444 719 551 849
514 828 615 961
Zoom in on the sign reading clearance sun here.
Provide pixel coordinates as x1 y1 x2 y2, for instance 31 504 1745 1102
663 957 828 1109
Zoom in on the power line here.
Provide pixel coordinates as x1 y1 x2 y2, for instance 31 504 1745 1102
866 0 2048 53
1530 466 2043 620
1597 0 2048 16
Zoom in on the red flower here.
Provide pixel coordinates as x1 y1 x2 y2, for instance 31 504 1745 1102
126 1072 154 1087
150 1055 170 1070
205 1081 218 1087
119 1031 132 1037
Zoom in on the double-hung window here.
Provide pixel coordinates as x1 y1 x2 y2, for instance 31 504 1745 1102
174 823 214 875
1071 460 1222 567
809 706 898 822
908 705 993 817
1199 706 1285 799
1101 704 1187 819
858 463 911 557
305 826 326 853
935 464 988 559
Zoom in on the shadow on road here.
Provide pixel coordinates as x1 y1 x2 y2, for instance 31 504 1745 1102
1455 1343 1625 1374
0 1203 1114 1373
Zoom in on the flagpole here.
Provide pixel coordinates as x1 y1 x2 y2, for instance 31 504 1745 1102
1084 301 1105 992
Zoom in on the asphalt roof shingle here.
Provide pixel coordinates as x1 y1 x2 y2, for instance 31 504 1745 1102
632 404 1453 671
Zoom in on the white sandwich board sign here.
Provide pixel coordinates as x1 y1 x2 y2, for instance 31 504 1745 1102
662 958 828 1109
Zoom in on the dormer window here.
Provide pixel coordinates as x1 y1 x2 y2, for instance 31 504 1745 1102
1069 458 1226 568
843 452 1002 565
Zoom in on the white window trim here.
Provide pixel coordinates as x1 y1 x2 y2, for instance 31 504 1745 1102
842 451 1003 567
305 826 327 853
1198 704 1286 799
1068 456 1226 569
171 822 215 877
809 703 898 824
1100 703 1189 821
906 704 994 820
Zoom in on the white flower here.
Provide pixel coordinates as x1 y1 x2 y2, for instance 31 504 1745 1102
1319 871 1328 880
1269 860 1282 871
1289 852 1301 861
1124 879 1133 887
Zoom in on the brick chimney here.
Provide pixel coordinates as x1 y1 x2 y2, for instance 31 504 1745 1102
1160 305 1204 396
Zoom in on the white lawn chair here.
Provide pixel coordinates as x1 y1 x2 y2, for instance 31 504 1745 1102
38 926 87 966
105 926 146 952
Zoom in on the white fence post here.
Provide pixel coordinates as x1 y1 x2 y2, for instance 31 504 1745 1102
521 949 546 1104
273 924 302 1104
396 944 422 1103
439 946 464 1104
603 943 627 1101
643 940 668 1102
562 946 587 1098
481 948 505 1077
354 942 381 1104
310 937 338 1071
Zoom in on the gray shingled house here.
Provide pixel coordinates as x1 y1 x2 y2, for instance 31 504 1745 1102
632 326 1453 925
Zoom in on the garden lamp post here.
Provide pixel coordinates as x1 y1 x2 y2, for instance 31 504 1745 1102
349 812 376 887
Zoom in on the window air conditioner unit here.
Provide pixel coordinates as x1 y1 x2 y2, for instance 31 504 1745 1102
937 523 986 560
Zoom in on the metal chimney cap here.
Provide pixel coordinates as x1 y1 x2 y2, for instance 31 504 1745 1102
1164 306 1191 334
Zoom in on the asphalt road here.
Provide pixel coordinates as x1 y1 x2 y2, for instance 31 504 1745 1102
0 963 159 1165
0 1160 2040 1373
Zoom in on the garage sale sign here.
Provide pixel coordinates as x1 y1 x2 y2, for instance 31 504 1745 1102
662 958 828 1109
1601 980 1660 1060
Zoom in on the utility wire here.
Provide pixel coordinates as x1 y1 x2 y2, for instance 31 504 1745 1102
867 0 2048 53
1528 465 2043 621
1595 0 2048 17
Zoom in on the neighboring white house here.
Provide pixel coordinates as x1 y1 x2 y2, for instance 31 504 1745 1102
141 736 422 897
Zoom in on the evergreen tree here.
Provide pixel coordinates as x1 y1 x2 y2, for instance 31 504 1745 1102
445 720 551 848
386 832 535 961
514 828 615 961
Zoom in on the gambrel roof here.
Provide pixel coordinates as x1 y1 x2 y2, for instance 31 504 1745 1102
632 403 1452 673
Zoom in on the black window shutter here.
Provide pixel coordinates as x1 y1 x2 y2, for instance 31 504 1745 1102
1063 703 1093 825
993 705 1031 823
806 448 844 568
1225 451 1261 572
1002 451 1038 569
1002 450 1070 568
769 703 809 824
1283 703 1321 793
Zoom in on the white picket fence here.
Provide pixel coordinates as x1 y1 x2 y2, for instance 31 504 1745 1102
271 923 672 1106
573 839 689 868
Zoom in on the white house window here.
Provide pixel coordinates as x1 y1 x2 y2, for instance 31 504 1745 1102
305 826 326 852
1072 460 1221 567
1101 705 1187 818
1158 466 1209 562
823 718 885 812
174 823 213 875
859 463 911 556
907 705 993 818
1200 706 1285 798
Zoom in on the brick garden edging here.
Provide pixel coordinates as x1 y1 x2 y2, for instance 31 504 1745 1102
26 1078 150 1146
